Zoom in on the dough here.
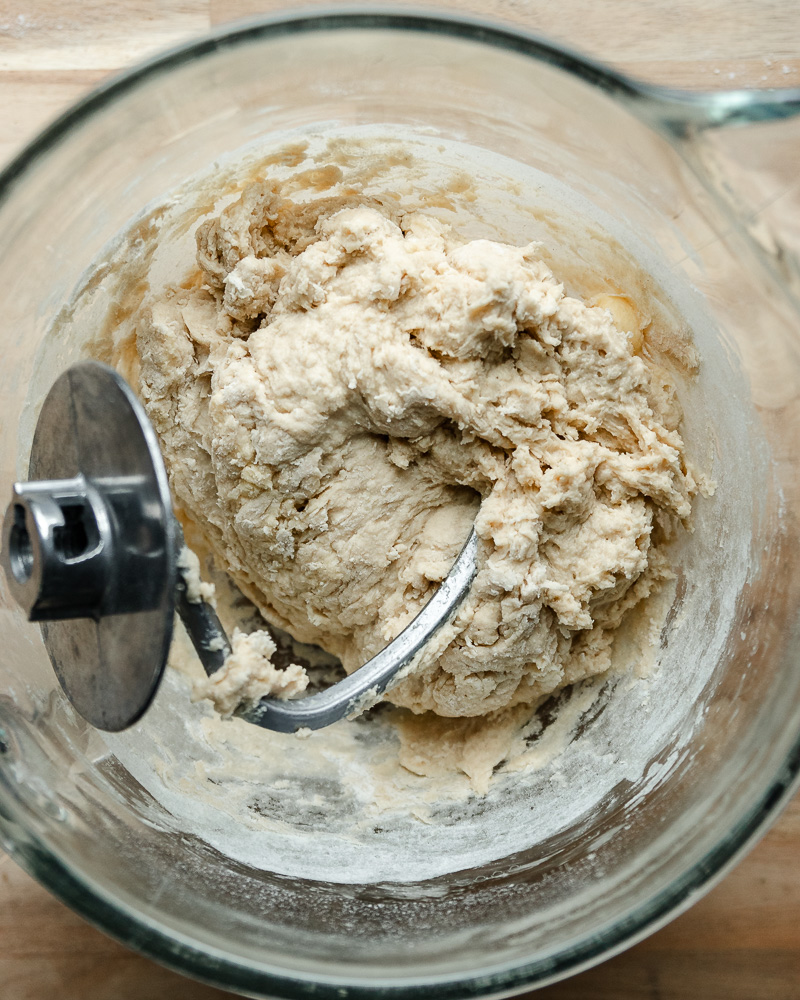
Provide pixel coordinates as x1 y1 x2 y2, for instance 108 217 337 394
136 179 697 719
193 628 308 716
177 545 216 605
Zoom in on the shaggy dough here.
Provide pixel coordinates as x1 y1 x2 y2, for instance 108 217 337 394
177 545 217 605
136 179 697 719
193 628 308 716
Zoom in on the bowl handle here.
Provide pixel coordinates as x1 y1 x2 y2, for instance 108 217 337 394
629 84 800 310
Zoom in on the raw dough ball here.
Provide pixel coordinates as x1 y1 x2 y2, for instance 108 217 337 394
136 179 696 718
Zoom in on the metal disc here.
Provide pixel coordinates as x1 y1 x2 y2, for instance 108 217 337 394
29 362 176 731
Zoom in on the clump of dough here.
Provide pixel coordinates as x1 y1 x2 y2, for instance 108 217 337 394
192 628 308 716
137 178 696 719
177 544 217 605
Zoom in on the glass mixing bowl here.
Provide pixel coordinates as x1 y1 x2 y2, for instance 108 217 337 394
1 10 800 998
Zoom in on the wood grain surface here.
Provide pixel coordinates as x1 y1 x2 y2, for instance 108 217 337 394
1 2 799 999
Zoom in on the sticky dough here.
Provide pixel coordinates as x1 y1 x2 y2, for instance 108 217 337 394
136 180 697 719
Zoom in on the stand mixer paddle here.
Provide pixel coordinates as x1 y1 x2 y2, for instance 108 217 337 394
1 362 477 733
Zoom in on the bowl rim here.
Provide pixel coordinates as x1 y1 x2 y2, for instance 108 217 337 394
2 7 800 998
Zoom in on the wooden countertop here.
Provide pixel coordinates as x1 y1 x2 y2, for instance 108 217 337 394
1 3 799 998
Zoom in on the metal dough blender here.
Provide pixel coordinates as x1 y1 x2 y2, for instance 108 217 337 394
0 361 477 733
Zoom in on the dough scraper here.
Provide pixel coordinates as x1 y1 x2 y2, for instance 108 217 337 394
1 362 477 733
